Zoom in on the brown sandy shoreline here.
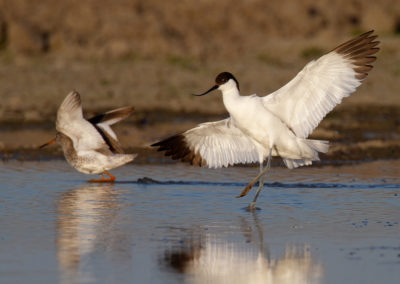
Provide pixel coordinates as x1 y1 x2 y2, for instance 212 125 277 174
1 105 399 164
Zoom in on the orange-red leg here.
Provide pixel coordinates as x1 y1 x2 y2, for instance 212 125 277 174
89 170 115 183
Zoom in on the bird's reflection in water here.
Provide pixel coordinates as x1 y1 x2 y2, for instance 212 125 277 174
162 213 323 284
56 183 128 284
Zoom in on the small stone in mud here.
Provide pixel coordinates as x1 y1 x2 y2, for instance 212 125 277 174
137 177 161 184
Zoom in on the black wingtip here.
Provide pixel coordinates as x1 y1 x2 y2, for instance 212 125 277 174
151 133 205 166
333 30 379 80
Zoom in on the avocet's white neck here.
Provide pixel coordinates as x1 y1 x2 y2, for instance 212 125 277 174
220 79 241 111
219 79 239 95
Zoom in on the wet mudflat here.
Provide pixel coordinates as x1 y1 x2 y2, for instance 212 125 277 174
0 160 399 284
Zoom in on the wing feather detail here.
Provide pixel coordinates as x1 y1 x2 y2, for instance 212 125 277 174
56 91 107 152
263 30 379 139
152 118 260 168
88 106 134 140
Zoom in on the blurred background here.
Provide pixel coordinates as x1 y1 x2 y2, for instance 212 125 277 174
0 0 399 161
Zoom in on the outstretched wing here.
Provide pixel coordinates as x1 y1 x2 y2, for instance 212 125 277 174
56 91 107 152
263 30 379 138
89 106 134 140
152 118 260 168
89 106 135 154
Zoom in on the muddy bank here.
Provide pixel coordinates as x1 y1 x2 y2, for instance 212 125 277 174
1 105 399 164
1 0 399 59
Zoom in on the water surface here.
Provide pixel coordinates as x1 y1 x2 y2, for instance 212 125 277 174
0 160 399 283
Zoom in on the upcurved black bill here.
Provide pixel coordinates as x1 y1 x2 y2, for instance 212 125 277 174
192 85 218 96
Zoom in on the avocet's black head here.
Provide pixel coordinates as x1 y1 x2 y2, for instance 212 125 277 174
193 72 239 96
215 72 239 89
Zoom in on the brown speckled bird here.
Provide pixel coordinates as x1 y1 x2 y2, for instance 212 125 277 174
41 91 137 182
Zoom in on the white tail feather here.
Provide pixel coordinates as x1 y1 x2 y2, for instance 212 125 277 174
305 139 329 154
105 154 137 170
283 140 329 169
283 158 313 169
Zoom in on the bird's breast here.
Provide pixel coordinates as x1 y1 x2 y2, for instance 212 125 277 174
225 97 272 126
225 96 288 147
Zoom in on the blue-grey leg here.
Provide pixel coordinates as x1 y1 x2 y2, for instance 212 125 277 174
248 148 272 209
237 148 273 200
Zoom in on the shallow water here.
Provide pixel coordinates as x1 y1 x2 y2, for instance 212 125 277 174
0 160 399 284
